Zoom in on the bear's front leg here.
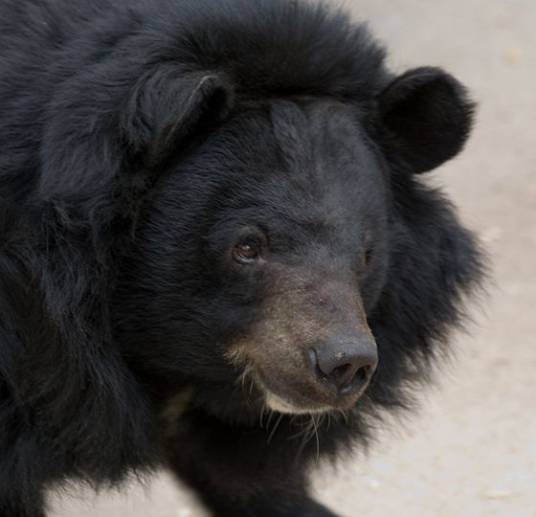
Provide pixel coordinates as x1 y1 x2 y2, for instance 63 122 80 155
162 410 340 517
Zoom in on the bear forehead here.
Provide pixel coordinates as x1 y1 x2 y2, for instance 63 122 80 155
205 99 388 224
270 99 383 186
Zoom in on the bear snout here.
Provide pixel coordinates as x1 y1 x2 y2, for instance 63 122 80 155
226 272 380 414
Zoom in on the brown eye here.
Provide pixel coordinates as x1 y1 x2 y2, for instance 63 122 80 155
233 240 261 264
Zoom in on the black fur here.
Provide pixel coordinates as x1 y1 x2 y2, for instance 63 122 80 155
0 1 484 516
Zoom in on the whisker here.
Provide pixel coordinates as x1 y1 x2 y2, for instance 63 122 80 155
326 412 333 431
287 416 314 440
337 408 349 425
267 413 284 444
266 410 275 430
294 417 317 462
259 404 270 429
311 415 320 462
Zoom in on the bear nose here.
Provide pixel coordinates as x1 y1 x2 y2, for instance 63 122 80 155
310 339 378 396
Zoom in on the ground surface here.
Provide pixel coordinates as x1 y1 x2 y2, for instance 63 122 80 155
50 1 536 516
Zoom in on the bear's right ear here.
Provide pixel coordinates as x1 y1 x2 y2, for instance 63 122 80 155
377 67 474 174
39 67 234 201
122 69 234 166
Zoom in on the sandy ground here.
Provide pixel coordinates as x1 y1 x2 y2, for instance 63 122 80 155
50 1 536 516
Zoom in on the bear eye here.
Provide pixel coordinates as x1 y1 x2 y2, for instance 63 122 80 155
363 248 373 267
359 248 374 273
233 239 261 264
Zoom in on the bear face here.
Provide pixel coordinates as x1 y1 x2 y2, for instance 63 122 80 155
115 99 390 414
113 62 478 421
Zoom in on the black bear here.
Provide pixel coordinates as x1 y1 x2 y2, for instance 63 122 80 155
0 0 484 516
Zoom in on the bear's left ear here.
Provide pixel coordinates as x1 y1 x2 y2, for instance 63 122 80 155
377 67 474 173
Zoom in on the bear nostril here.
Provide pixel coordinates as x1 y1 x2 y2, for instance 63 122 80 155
310 344 377 397
330 362 355 387
339 364 374 395
355 365 371 384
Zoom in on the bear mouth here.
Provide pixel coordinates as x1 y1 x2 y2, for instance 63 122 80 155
262 389 332 415
251 368 335 415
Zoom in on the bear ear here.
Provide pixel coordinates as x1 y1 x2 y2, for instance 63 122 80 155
122 69 234 166
377 67 474 174
39 67 234 202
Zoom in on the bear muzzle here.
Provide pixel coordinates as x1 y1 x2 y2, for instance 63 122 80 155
226 270 379 414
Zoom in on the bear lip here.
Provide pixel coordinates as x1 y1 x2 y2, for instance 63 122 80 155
263 389 331 415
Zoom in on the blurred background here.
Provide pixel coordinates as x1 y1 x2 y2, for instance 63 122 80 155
51 0 536 515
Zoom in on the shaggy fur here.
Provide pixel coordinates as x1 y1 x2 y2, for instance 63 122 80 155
0 1 484 516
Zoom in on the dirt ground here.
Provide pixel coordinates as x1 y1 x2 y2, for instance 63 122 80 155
50 1 536 516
